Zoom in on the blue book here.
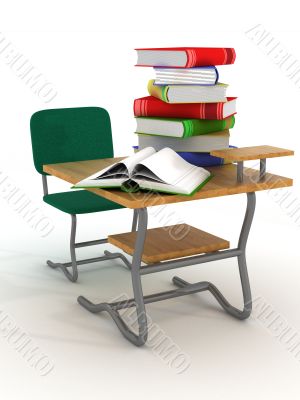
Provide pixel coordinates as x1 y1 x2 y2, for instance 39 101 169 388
177 146 237 167
177 152 224 167
133 146 236 167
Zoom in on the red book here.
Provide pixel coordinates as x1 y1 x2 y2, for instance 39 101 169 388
134 96 237 120
135 47 236 68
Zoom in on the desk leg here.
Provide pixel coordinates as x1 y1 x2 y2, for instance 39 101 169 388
78 193 256 346
172 192 256 320
78 208 148 346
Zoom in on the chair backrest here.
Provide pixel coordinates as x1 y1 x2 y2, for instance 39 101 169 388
30 107 114 175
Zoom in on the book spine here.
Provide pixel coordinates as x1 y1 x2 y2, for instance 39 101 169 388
147 80 169 102
184 116 235 137
185 48 236 67
182 120 193 137
134 97 235 120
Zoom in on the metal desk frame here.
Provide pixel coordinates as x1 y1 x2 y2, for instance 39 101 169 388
78 192 256 346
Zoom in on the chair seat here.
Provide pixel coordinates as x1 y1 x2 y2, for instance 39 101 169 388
43 190 124 214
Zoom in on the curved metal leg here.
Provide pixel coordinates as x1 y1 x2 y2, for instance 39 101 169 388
47 214 79 282
78 208 148 346
99 210 138 270
62 214 78 282
103 250 132 270
173 192 256 320
47 210 136 282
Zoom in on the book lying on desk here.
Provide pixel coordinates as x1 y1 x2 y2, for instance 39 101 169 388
148 79 228 103
135 116 235 138
153 66 219 85
73 147 212 196
135 47 236 67
177 151 233 167
134 96 237 120
137 130 230 152
133 146 234 167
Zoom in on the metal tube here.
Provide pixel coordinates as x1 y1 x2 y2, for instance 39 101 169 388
260 158 266 181
75 238 108 248
42 175 48 195
139 248 242 275
47 251 132 269
129 208 148 343
237 161 244 183
62 254 119 267
61 214 79 282
108 281 211 311
131 209 138 232
238 192 256 251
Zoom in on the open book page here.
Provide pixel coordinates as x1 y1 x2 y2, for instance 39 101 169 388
121 146 155 175
135 168 210 195
132 148 211 195
73 147 155 188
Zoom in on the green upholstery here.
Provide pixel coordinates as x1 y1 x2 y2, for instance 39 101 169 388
30 107 124 214
30 107 114 175
43 190 124 214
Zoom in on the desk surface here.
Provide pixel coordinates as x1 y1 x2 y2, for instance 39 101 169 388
44 157 293 209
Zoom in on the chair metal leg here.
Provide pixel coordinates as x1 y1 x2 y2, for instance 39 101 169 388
78 208 149 346
62 214 78 282
101 209 138 270
47 211 136 282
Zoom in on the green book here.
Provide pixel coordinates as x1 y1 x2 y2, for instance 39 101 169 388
135 115 235 138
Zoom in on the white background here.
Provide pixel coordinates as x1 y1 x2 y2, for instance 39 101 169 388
0 1 300 399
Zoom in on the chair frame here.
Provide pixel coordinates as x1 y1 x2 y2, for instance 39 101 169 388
42 175 133 282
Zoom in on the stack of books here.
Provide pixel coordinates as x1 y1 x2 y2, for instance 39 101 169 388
134 47 237 167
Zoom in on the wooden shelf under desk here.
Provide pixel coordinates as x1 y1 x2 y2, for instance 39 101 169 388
108 224 230 264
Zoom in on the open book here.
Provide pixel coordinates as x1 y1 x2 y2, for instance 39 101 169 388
73 147 212 195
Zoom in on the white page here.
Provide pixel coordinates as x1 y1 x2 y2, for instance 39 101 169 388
132 148 201 187
74 147 156 187
74 177 125 188
120 146 155 175
92 146 155 179
135 164 210 194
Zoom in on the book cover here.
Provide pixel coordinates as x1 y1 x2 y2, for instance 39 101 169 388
134 96 237 120
177 145 237 167
135 116 235 138
177 152 226 167
147 79 227 103
135 47 236 67
137 130 230 152
133 146 236 167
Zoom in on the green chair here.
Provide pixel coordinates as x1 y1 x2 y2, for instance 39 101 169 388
30 107 134 282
